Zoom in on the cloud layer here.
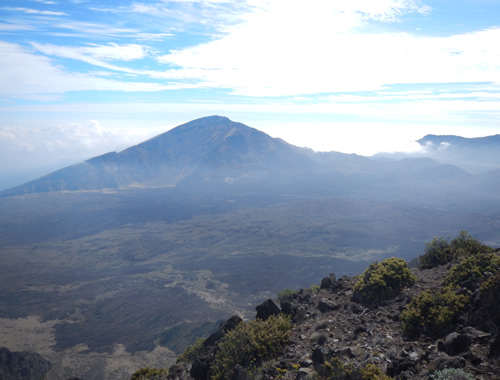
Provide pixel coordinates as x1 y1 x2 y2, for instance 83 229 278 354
2 0 499 98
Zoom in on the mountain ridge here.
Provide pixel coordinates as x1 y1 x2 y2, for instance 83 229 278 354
1 116 318 197
4 116 498 198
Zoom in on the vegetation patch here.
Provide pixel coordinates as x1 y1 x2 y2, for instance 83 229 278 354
430 368 474 380
176 337 205 364
211 314 292 380
419 231 492 269
354 257 416 304
444 252 500 287
401 286 469 336
129 367 168 380
277 288 298 303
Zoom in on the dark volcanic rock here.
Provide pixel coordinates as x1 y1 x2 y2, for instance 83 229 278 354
204 315 242 347
255 298 281 320
443 332 472 356
320 273 336 290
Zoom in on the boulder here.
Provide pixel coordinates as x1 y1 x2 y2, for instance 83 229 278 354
204 315 243 347
280 300 295 317
317 299 340 313
320 273 336 290
311 348 327 364
444 332 471 356
335 347 355 358
386 357 416 377
190 356 211 380
462 326 491 341
256 298 281 320
296 367 314 379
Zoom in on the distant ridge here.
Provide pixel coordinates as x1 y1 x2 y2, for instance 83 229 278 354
3 116 499 198
416 134 500 173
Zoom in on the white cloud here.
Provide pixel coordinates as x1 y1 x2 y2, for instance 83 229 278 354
53 21 138 37
0 21 36 31
2 7 68 16
30 42 150 74
0 121 163 171
152 1 500 96
0 42 180 99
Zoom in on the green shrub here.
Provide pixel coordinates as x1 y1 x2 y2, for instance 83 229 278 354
176 337 205 363
310 283 320 293
129 367 168 380
419 231 492 269
450 230 493 257
430 367 474 380
360 363 392 380
211 314 292 380
354 257 416 303
479 271 500 311
444 252 500 287
401 286 469 336
277 288 298 302
480 271 500 295
316 357 360 380
419 236 453 269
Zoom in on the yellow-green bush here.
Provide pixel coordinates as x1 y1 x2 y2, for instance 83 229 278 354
129 367 168 380
354 257 416 303
211 314 292 380
277 288 298 302
401 286 469 336
419 231 492 269
176 337 205 363
360 364 392 380
444 252 500 287
480 271 500 310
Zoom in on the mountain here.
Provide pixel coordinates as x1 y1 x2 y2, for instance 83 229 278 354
415 134 500 173
3 116 492 200
1 116 315 197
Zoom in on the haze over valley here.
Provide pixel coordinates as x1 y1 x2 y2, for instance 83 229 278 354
1 116 500 379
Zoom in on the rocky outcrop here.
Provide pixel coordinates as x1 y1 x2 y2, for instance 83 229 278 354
144 255 500 379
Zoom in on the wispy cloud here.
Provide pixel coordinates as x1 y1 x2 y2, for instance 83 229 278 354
53 21 138 37
31 42 150 63
0 21 36 32
0 42 176 100
2 7 68 16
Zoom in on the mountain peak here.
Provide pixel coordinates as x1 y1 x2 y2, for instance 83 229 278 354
0 116 309 196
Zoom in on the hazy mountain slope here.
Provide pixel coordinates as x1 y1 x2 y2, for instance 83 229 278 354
3 116 497 199
0 116 315 196
374 134 500 174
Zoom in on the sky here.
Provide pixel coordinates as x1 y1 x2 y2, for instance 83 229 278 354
1 0 500 188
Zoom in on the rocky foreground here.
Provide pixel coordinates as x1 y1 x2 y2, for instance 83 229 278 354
3 245 500 380
159 253 500 380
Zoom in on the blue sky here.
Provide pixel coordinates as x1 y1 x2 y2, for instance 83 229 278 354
1 0 500 186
